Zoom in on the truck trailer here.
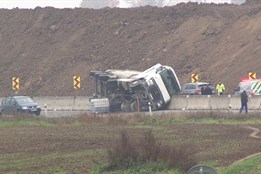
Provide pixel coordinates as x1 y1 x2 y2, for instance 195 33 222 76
90 63 181 112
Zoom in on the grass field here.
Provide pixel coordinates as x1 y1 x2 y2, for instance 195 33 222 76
0 112 260 174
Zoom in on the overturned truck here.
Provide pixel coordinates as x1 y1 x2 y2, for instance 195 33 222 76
90 63 181 112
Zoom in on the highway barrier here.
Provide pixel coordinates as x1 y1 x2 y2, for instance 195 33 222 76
33 96 90 111
1 95 261 111
169 95 261 111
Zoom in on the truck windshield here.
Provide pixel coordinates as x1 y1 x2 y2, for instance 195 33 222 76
159 69 180 95
146 78 164 108
147 80 162 102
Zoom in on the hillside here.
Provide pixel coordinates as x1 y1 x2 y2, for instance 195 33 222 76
0 1 260 96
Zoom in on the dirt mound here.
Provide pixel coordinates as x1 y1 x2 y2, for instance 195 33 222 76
245 0 261 5
0 2 260 96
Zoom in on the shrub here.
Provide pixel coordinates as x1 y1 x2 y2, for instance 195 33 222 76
105 130 197 172
107 131 140 170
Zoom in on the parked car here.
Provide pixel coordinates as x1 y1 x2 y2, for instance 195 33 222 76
0 96 41 115
180 82 215 95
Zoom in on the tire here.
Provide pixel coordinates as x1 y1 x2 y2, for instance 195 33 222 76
1 109 6 115
16 109 21 115
35 111 41 116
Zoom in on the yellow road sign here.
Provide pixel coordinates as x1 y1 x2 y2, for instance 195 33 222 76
248 72 256 80
12 77 19 91
191 74 198 83
73 76 80 89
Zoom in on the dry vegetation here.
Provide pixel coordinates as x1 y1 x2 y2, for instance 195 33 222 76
0 112 260 173
105 130 197 172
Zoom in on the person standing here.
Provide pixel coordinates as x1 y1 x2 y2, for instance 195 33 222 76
216 82 225 95
239 90 248 113
205 84 213 95
201 85 206 95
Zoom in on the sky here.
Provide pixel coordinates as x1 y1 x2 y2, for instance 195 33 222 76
0 0 82 9
0 0 132 9
0 0 245 9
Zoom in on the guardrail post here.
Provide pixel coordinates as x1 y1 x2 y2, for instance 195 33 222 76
44 103 48 117
228 95 231 111
186 95 189 110
148 102 152 116
72 96 76 111
207 95 211 110
54 96 57 111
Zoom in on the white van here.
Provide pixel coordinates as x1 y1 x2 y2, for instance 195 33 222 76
235 79 261 96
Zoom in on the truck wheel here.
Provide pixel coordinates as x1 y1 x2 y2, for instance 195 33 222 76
35 111 41 116
121 102 131 112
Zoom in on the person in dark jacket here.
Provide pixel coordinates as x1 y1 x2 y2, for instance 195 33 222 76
239 90 248 113
205 84 213 95
201 85 206 95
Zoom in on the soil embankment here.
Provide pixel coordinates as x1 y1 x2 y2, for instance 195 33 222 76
0 1 260 96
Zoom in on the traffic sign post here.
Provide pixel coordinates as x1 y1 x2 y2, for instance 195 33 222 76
12 77 20 93
73 76 80 107
248 72 256 80
191 74 198 83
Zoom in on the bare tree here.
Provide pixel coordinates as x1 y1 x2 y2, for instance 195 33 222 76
124 0 157 7
81 0 119 9
80 0 187 9
125 0 169 7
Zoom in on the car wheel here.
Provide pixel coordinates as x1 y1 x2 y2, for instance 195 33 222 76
35 111 41 116
16 109 21 115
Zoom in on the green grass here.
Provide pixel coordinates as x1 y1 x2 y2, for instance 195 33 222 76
141 115 261 126
220 154 261 174
0 149 106 174
91 154 261 174
91 162 183 174
2 116 260 128
0 120 51 127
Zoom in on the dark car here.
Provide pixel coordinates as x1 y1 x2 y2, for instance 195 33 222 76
0 96 41 115
180 82 215 95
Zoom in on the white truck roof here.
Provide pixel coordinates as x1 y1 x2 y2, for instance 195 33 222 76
105 69 141 79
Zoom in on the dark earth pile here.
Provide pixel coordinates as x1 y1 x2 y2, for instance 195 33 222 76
0 1 260 96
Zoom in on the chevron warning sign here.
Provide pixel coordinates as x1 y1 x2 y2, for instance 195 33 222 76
191 74 198 83
248 72 256 80
12 77 19 91
73 76 80 89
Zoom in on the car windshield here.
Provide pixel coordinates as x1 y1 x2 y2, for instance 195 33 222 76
16 97 35 104
198 83 209 87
